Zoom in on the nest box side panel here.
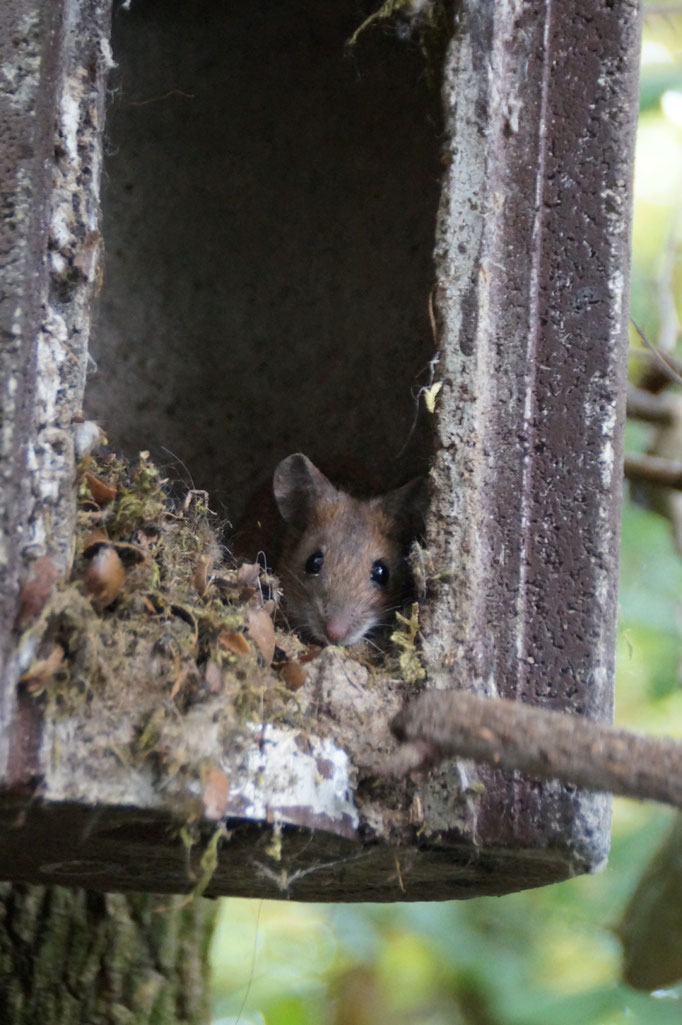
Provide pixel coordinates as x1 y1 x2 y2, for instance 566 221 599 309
0 0 114 775
420 0 641 868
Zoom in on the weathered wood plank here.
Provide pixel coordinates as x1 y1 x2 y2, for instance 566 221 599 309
422 0 641 863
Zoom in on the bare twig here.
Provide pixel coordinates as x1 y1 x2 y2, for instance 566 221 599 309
388 690 682 808
631 319 682 389
626 383 674 424
630 346 682 396
624 451 682 488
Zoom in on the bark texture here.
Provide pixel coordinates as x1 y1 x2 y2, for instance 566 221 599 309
0 884 216 1025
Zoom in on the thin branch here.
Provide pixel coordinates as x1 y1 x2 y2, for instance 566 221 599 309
388 690 682 808
624 451 682 489
631 319 682 389
626 383 674 424
630 347 682 397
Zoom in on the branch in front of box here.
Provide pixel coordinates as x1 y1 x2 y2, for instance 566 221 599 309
387 690 682 808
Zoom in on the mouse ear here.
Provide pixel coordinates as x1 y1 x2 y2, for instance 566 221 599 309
273 453 338 529
374 476 429 540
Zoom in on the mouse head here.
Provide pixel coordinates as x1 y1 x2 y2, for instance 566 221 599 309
273 453 425 646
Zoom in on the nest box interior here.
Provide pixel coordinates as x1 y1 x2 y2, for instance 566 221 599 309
88 0 441 515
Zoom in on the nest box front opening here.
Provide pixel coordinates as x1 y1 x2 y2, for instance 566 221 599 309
88 0 441 517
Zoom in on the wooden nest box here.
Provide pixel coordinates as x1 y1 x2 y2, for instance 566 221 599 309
0 0 641 901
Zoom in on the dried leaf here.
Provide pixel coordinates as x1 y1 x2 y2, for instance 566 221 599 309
193 555 211 597
15 556 59 630
19 644 65 693
245 608 275 666
237 561 261 598
201 765 229 820
204 659 223 694
423 380 442 414
299 645 324 664
83 528 109 548
169 665 191 700
281 659 306 692
218 630 251 657
84 470 117 505
83 545 125 607
130 528 159 552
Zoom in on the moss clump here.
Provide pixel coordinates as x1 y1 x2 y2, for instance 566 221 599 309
390 602 426 685
22 449 298 810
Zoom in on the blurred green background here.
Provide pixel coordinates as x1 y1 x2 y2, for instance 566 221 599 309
210 8 682 1023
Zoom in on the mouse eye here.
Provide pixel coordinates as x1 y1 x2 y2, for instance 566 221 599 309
305 549 324 575
370 559 390 587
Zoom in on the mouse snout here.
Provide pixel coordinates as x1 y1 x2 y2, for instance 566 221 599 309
323 614 351 644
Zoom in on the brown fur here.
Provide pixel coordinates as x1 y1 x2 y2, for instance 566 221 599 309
273 454 423 646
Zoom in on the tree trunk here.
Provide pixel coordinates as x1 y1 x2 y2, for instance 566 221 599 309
0 884 216 1024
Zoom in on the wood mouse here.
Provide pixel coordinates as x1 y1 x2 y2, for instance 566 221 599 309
273 453 425 647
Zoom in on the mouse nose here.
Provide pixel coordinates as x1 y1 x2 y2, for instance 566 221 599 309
324 615 350 644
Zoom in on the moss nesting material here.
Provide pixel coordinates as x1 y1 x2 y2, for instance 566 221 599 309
19 450 296 805
17 449 426 829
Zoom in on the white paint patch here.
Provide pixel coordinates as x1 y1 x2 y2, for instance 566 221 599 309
599 437 615 490
50 206 75 251
61 90 81 163
609 269 624 306
11 305 23 337
227 723 358 830
35 312 69 426
98 35 117 72
31 428 73 504
49 250 69 278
